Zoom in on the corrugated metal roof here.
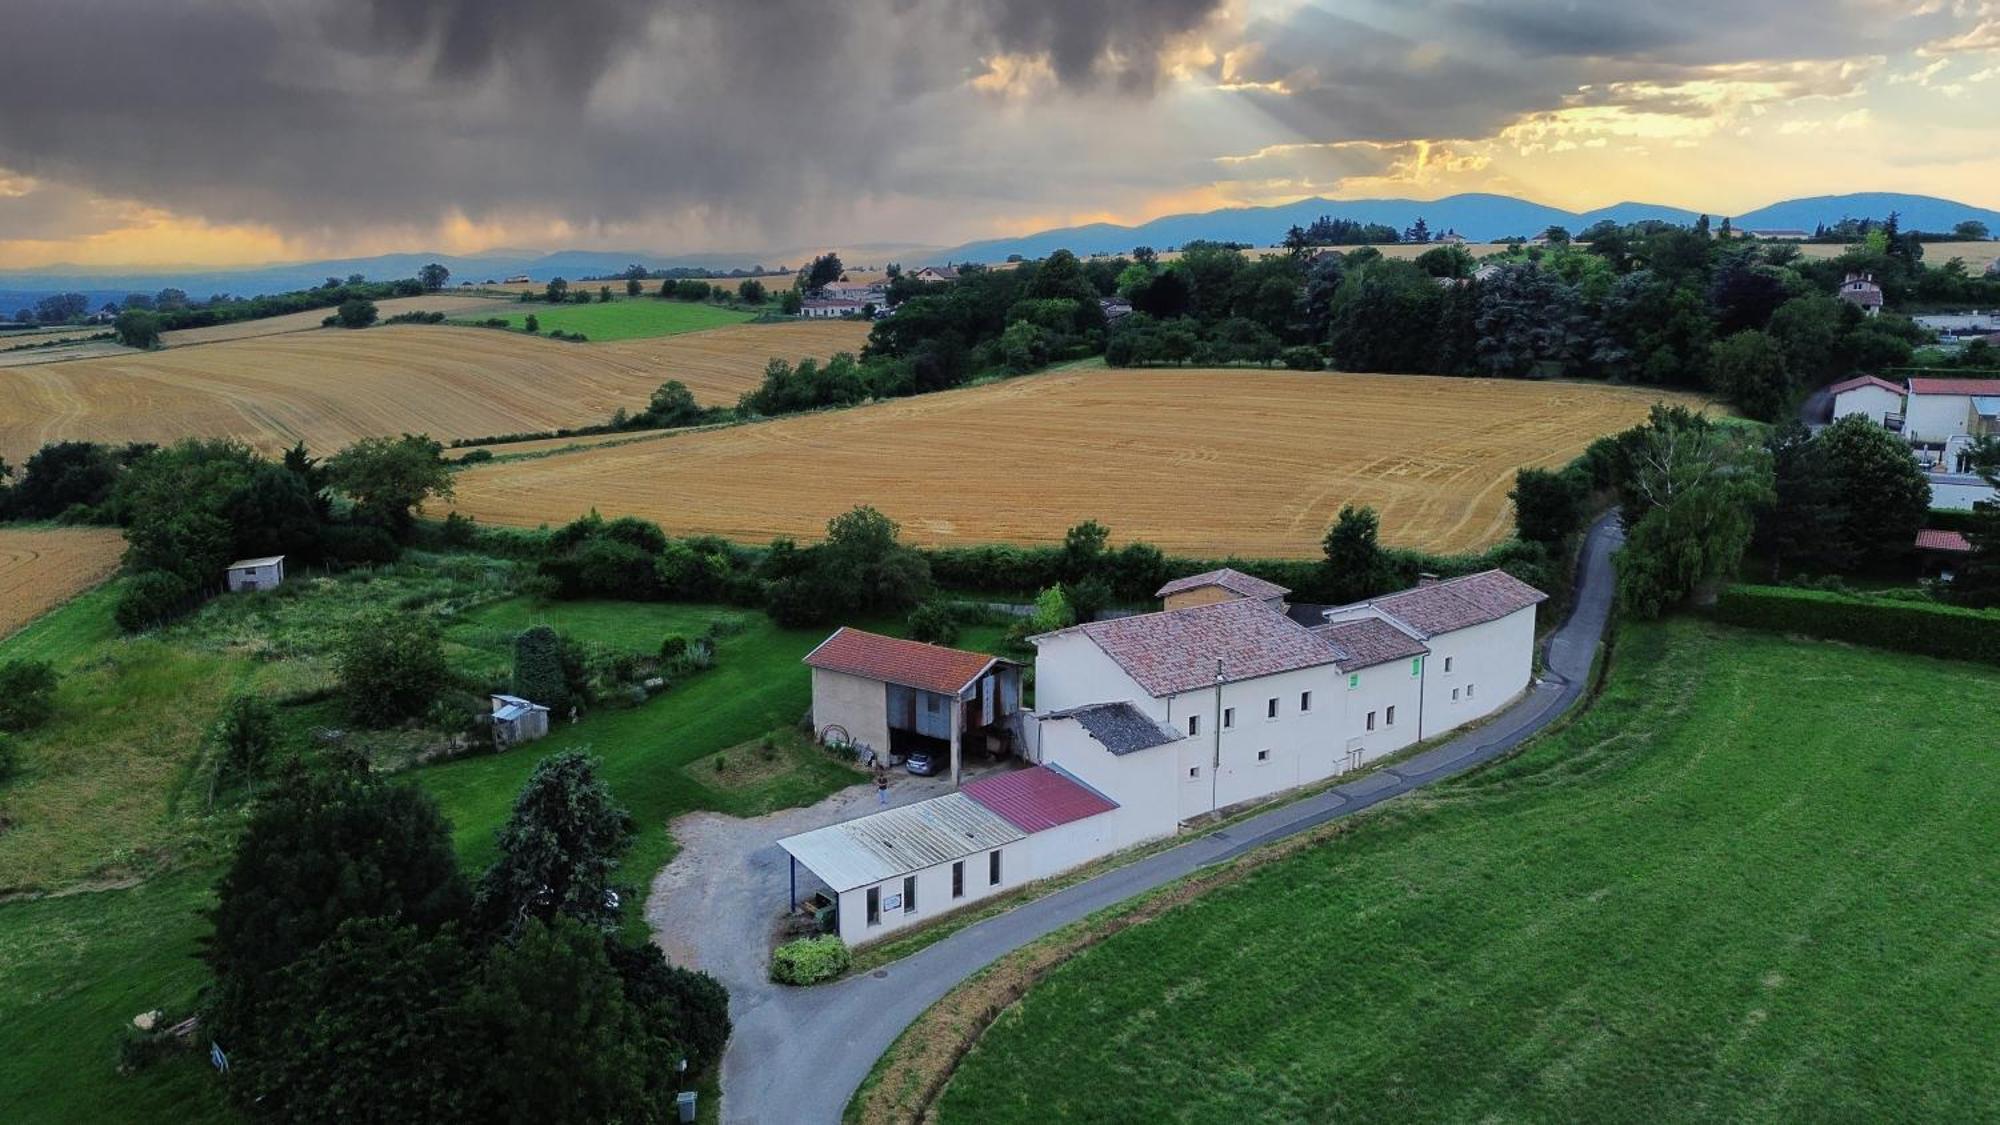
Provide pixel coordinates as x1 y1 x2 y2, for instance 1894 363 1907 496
1972 396 2000 416
777 793 1024 892
227 555 285 569
963 765 1118 832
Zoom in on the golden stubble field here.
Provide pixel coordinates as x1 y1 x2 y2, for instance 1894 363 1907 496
0 320 871 464
450 368 1713 558
0 527 126 638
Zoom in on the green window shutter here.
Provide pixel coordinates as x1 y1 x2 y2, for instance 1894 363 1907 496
1411 657 1422 676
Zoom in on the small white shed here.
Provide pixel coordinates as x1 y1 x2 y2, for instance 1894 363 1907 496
490 693 551 748
225 555 286 593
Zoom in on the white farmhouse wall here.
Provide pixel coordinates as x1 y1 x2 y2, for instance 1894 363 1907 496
1032 632 1159 717
1159 663 1344 817
1036 720 1180 846
834 840 1022 946
1020 811 1121 880
1336 657 1424 769
1419 606 1537 739
226 561 284 592
1831 385 1904 425
811 668 889 757
1906 395 1975 442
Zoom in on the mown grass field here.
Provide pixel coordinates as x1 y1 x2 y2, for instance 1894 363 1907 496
451 368 1708 557
458 298 754 341
0 319 869 464
934 619 2000 1123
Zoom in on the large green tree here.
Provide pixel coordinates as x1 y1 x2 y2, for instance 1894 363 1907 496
1322 504 1393 604
1614 407 1772 617
337 609 452 723
1816 414 1932 571
326 433 455 536
475 752 636 936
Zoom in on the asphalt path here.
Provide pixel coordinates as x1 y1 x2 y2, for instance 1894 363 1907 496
713 514 1625 1124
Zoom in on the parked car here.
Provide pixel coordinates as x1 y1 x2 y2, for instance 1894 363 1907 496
904 749 939 776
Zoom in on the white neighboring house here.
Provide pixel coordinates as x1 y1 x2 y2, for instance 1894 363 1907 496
799 298 866 319
909 265 960 283
1828 375 1907 429
1903 377 2000 445
1837 273 1885 317
224 555 285 593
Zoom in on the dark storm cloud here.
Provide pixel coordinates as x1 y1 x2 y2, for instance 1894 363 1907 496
0 0 1223 245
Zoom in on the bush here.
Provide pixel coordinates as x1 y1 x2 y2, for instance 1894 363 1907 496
1714 585 2000 666
338 611 453 724
0 734 18 786
906 600 963 645
114 569 198 632
769 935 850 986
0 659 58 734
1281 345 1325 371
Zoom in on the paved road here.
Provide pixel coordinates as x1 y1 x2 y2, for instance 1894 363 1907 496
711 515 1625 1124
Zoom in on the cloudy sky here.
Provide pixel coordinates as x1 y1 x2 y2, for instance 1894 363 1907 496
3 0 1998 268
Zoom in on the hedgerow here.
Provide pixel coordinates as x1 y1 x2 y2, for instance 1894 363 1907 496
1714 584 2000 666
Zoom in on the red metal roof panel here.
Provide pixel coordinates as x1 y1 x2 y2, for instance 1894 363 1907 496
962 765 1118 833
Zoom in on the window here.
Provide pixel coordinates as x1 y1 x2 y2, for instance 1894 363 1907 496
1467 684 1476 700
1188 714 1200 737
1300 691 1312 713
1444 655 1454 673
1386 705 1396 727
926 695 942 713
1452 687 1460 702
866 887 881 926
989 850 1002 886
952 861 965 899
1256 749 1271 763
1366 710 1376 731
903 875 917 914
1223 707 1236 730
1266 697 1279 720
1187 765 1201 780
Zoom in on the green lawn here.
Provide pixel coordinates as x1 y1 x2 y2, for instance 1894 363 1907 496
937 619 2000 1123
460 299 754 341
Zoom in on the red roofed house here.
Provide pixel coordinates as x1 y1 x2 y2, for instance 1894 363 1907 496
804 627 1020 784
1904 377 2000 444
1915 528 1974 581
1828 374 1906 429
1838 273 1885 316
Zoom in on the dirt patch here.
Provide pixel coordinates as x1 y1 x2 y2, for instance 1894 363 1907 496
686 731 814 791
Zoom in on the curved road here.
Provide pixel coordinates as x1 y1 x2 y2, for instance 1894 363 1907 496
715 515 1625 1124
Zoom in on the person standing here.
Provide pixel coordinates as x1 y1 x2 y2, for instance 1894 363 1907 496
874 767 889 806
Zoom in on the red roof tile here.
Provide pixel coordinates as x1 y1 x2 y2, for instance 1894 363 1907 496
1065 598 1342 697
1313 616 1429 669
803 628 1001 696
1908 377 2000 397
1826 375 1903 397
1155 567 1291 601
962 766 1117 832
1916 528 1972 553
1371 570 1547 637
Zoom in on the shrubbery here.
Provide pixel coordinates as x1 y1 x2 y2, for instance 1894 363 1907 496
114 569 198 632
906 600 964 645
769 935 850 985
0 659 58 732
1714 585 2000 666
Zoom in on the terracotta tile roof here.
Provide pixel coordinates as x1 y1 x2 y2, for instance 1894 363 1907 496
1916 528 1972 553
962 765 1117 832
1370 570 1547 638
803 627 1001 696
1064 598 1342 697
1908 377 2000 397
1313 616 1429 670
1041 702 1183 756
1155 567 1291 601
1827 375 1904 397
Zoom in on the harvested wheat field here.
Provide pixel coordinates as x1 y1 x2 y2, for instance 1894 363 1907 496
0 319 870 463
451 368 1711 557
157 293 511 347
0 527 125 638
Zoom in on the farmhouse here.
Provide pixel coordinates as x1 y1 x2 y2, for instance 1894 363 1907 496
1747 228 1811 241
782 568 1545 944
909 265 960 283
1904 377 2000 444
224 555 285 592
1837 273 1885 316
489 693 550 748
799 298 866 319
1829 374 1907 429
803 628 1021 783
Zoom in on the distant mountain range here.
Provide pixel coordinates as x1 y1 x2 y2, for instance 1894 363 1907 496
3 192 1995 312
932 192 2000 261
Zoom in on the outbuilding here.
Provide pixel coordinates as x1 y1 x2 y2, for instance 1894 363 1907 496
489 693 550 748
803 628 1021 783
1827 375 1906 429
224 555 285 593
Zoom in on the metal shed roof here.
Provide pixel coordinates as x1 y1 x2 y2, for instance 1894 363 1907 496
226 555 286 569
777 793 1024 892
